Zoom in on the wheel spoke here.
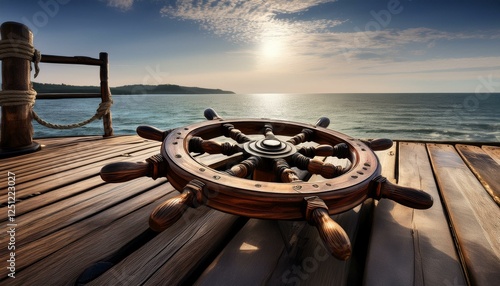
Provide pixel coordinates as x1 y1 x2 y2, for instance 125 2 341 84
291 153 345 178
297 143 350 159
189 137 243 155
263 123 276 139
225 156 261 178
222 124 252 143
287 128 314 145
274 158 302 183
297 144 333 157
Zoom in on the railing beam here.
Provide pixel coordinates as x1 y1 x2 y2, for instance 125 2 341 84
40 54 103 66
36 93 102 99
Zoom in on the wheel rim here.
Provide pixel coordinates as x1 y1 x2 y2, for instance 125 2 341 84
99 109 433 260
162 118 380 220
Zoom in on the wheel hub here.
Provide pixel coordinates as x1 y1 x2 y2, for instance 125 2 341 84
243 138 297 159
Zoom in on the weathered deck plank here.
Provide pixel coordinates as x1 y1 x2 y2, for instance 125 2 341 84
0 140 159 202
364 140 407 285
195 218 287 286
7 197 161 285
0 177 166 248
427 144 500 286
365 142 466 286
482 145 500 165
5 139 155 177
456 144 500 205
4 176 105 219
0 182 170 278
0 136 144 172
86 206 241 285
141 211 242 286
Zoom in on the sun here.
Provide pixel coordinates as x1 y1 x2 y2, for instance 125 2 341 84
260 37 283 59
255 24 292 68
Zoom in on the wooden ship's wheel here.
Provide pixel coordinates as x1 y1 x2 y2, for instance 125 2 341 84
100 108 433 260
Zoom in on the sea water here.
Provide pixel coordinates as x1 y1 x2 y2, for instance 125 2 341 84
30 93 500 142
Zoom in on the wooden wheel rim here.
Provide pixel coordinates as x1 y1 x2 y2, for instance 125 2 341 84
99 112 431 260
162 118 381 220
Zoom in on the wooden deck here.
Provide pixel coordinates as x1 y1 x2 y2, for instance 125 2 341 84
1 135 499 285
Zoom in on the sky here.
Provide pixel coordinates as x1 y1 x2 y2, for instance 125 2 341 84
1 0 500 94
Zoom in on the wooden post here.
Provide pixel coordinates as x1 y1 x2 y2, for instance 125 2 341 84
100 52 113 137
0 22 40 158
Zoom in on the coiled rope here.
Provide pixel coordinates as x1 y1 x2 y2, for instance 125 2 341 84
0 39 40 77
0 39 112 130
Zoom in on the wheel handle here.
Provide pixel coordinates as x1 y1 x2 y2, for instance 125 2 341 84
136 125 171 142
304 196 351 260
149 179 205 232
100 154 166 182
371 176 434 209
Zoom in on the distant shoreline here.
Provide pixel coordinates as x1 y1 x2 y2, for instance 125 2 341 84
32 82 235 95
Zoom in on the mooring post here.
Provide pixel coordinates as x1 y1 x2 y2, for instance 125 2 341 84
0 22 40 158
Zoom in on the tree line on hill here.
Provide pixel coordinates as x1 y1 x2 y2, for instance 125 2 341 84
32 82 235 95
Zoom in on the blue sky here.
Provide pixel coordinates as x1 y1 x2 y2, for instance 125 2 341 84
1 0 500 93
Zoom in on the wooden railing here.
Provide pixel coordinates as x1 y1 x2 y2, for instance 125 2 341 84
0 21 113 158
35 52 114 136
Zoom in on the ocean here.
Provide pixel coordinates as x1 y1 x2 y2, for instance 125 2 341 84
31 93 500 142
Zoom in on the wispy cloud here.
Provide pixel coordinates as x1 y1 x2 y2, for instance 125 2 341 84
336 28 500 63
157 0 500 92
161 1 498 63
160 0 340 42
106 0 135 11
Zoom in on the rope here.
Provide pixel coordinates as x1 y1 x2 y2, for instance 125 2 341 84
0 39 41 77
0 88 112 129
32 100 112 130
0 90 37 106
0 39 112 129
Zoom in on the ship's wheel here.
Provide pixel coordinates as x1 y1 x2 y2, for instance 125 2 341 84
100 108 433 260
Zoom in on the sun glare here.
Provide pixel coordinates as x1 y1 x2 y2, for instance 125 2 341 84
260 38 283 59
255 23 294 69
